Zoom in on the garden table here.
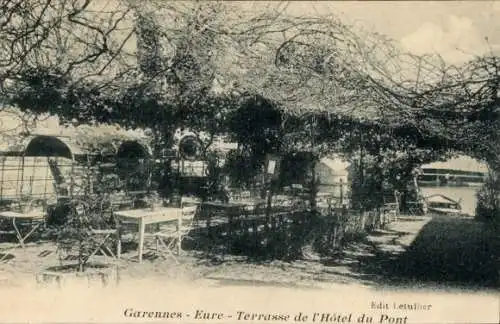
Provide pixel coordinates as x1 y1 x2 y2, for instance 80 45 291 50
113 207 182 263
201 201 247 228
201 200 266 224
202 200 266 211
200 200 267 251
0 210 45 261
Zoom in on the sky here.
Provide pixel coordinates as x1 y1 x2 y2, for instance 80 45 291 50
285 1 500 65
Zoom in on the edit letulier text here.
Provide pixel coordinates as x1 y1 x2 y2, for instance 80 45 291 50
370 301 432 311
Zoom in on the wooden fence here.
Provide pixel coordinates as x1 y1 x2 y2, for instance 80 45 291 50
194 203 397 261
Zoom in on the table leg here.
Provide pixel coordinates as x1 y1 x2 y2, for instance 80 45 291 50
138 218 145 263
12 218 24 248
227 214 233 254
116 219 122 259
177 215 181 255
20 223 41 244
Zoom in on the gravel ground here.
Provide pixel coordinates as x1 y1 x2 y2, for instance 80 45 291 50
0 214 497 292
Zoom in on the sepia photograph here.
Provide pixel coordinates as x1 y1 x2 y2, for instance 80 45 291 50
0 1 498 323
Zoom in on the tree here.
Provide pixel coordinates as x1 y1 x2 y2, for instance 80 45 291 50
0 0 133 89
2 1 496 212
1 1 294 137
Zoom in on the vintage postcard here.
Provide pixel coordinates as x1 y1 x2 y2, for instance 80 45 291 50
0 1 498 323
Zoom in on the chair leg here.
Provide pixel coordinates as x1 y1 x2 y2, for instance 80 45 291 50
87 246 101 261
87 234 118 261
155 236 180 264
155 238 168 259
102 245 116 258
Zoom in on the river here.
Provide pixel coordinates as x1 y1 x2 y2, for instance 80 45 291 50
420 186 482 216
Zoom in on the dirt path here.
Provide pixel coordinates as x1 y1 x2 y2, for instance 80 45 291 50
199 215 499 291
194 216 434 290
0 215 497 292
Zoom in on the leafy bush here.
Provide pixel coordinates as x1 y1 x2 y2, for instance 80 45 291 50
476 170 500 226
53 162 148 272
224 149 263 190
56 196 111 272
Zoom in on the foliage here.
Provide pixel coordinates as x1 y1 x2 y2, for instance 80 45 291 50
221 94 282 190
55 194 111 272
349 150 452 211
476 170 500 226
227 94 282 154
1 0 499 220
54 149 157 272
0 0 132 83
278 151 316 189
223 148 261 190
274 111 451 210
2 1 495 160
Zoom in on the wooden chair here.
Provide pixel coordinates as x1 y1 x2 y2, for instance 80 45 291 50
56 199 118 267
109 192 140 242
180 196 201 224
381 202 399 222
57 231 117 269
406 201 423 216
150 198 197 263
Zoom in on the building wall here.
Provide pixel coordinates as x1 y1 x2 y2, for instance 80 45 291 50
315 160 350 206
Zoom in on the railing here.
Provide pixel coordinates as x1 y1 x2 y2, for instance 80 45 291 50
192 194 396 260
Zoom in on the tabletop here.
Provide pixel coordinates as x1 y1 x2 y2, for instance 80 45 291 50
202 201 246 208
202 199 265 208
113 207 182 224
0 210 45 219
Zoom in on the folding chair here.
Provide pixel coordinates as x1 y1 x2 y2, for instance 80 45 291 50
56 200 117 266
0 198 47 262
109 193 139 244
406 201 422 216
151 199 197 263
87 229 117 259
57 229 117 267
180 196 201 226
87 195 119 261
382 203 399 223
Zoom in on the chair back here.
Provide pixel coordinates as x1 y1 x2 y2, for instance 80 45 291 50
108 193 137 232
109 192 138 212
180 196 200 228
240 190 251 200
181 196 200 214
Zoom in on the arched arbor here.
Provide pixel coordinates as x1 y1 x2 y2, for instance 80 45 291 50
0 129 154 213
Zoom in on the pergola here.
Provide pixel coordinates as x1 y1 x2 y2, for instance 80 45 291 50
0 130 153 205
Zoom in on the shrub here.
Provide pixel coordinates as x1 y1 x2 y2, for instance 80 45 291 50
55 195 113 272
475 170 500 226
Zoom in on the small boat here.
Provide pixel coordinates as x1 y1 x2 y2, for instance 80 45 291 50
425 194 462 215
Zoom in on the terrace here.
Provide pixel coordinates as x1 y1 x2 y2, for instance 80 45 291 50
0 125 399 287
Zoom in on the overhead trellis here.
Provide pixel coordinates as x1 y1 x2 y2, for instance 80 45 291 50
19 126 152 160
0 125 154 203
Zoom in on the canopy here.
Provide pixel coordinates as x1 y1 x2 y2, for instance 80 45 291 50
2 126 152 160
